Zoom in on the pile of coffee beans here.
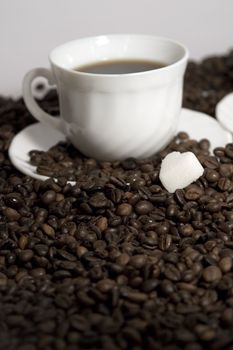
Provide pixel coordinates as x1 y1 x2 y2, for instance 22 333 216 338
0 51 233 350
184 49 233 116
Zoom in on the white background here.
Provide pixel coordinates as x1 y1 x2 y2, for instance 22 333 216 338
1 0 233 96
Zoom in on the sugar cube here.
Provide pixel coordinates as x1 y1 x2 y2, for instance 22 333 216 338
159 151 204 193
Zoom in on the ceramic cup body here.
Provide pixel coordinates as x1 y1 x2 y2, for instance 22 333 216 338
23 34 188 160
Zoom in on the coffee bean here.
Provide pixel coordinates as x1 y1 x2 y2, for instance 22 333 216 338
175 189 186 206
41 190 56 204
135 200 153 215
19 249 34 262
166 204 178 217
185 185 203 200
160 279 175 295
178 131 189 140
157 222 170 235
203 156 219 169
5 193 24 209
164 264 181 281
121 158 137 170
3 207 20 221
96 216 108 231
199 139 210 151
89 193 108 208
42 223 55 237
218 256 232 273
130 255 147 269
218 177 232 191
57 249 76 261
179 224 194 237
214 147 225 158
34 244 49 256
96 279 115 293
205 169 220 182
116 253 130 266
123 290 147 303
70 315 90 332
220 163 233 177
221 308 233 325
18 235 28 250
175 328 196 342
76 245 88 258
116 203 133 216
159 234 172 251
141 279 159 292
202 266 222 282
30 268 46 278
225 144 233 159
195 324 216 342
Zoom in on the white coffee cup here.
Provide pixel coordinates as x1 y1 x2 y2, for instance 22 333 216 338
23 34 188 161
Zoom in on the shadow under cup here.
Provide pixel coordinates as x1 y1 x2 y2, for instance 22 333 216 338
47 35 189 160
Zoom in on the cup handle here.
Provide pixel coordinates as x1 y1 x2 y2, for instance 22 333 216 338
23 68 63 132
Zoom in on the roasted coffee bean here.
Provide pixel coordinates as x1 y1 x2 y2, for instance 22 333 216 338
199 139 210 151
218 177 232 191
159 234 172 251
164 264 181 281
89 193 108 208
96 216 108 231
218 256 232 273
219 163 233 177
116 253 130 266
34 244 49 256
42 223 55 237
178 131 189 140
130 255 147 269
166 204 178 217
19 249 34 262
122 290 147 303
157 222 170 235
203 156 219 169
96 279 116 293
205 169 220 182
30 268 46 278
41 190 56 204
194 324 216 342
18 235 28 250
3 207 20 221
214 147 225 158
175 189 186 206
202 266 222 282
135 200 154 215
160 279 175 295
5 193 24 209
121 158 137 170
116 203 133 216
221 308 233 325
179 224 194 237
225 144 233 159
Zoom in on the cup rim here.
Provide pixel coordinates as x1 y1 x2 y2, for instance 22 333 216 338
49 34 189 78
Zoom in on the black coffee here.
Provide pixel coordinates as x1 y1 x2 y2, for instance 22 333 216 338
74 59 165 74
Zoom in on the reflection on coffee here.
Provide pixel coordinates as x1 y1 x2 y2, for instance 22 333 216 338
74 59 165 74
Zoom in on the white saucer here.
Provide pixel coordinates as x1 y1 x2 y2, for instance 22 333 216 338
9 122 68 182
9 108 232 182
178 108 232 150
216 92 233 133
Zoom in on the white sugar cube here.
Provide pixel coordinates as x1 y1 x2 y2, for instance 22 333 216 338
159 151 204 193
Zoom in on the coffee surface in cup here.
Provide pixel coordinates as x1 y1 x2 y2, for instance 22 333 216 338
74 59 165 74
